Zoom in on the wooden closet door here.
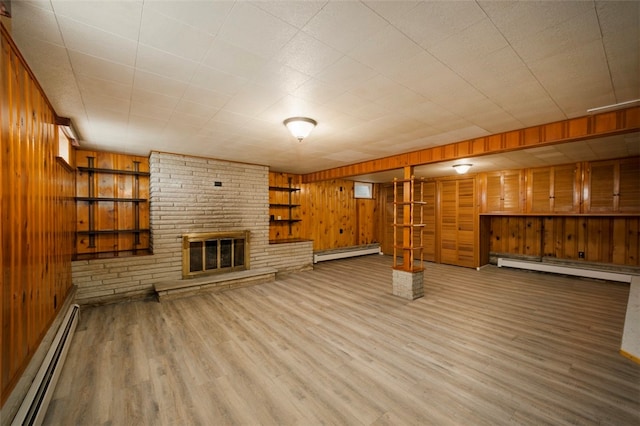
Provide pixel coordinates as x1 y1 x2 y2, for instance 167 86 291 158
586 160 616 212
439 180 459 265
439 178 477 268
421 181 437 262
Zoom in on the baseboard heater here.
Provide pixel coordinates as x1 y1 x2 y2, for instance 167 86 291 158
497 258 633 283
314 245 381 263
12 304 80 426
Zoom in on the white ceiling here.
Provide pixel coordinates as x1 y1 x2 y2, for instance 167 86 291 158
8 0 640 176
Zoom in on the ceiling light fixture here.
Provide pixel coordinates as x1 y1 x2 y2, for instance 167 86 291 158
283 117 317 142
452 164 472 174
586 99 640 114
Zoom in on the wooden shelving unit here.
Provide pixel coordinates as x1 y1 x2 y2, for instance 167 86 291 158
392 176 425 272
75 154 150 258
269 177 301 237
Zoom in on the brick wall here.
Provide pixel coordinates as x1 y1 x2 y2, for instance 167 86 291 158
72 152 312 305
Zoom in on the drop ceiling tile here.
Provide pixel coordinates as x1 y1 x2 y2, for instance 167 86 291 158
430 18 508 68
82 93 130 116
181 86 231 110
132 71 188 99
349 25 423 75
135 44 199 82
131 88 181 110
51 0 143 41
303 1 388 52
391 1 485 50
222 83 286 116
322 150 372 163
292 78 346 105
168 111 211 128
138 8 215 62
250 61 312 94
202 39 268 80
350 75 413 103
130 101 173 122
144 0 234 36
76 74 132 101
315 57 378 92
69 51 134 86
57 16 138 66
173 99 220 119
11 1 63 46
218 2 298 58
191 65 248 97
252 0 326 29
479 0 593 43
511 8 601 64
275 31 343 76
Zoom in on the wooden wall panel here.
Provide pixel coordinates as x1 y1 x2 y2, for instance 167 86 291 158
302 107 640 182
1 26 75 405
488 216 640 266
75 150 150 258
300 179 358 251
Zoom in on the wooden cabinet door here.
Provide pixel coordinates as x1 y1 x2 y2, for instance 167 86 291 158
482 170 523 213
551 164 581 213
438 178 477 268
586 157 640 213
527 164 580 213
585 160 616 212
527 167 552 212
617 157 640 212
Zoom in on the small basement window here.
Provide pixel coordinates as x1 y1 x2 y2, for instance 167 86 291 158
354 182 373 199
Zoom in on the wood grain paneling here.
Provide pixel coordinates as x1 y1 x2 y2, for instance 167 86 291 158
1 25 75 405
488 216 640 266
270 172 380 251
526 164 581 213
585 157 640 213
75 150 150 259
302 107 640 182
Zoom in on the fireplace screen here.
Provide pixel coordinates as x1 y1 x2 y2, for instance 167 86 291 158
182 231 249 278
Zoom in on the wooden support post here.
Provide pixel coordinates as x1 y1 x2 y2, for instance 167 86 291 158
403 166 413 271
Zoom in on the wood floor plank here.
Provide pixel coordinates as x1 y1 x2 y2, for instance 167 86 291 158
44 255 640 425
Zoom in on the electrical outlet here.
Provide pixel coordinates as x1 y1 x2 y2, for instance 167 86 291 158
578 251 585 259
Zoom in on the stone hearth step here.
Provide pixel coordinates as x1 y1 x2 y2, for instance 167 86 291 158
154 267 277 302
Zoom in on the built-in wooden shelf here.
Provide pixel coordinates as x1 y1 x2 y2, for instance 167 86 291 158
77 229 150 235
77 166 150 176
76 197 147 202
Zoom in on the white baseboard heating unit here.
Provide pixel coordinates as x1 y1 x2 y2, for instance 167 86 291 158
12 304 80 426
497 258 633 283
314 244 381 263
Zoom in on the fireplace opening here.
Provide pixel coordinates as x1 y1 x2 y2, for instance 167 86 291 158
182 231 249 278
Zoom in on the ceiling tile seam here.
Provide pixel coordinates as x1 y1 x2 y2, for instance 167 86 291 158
130 0 240 139
475 0 567 122
126 0 151 137
362 0 520 135
49 0 92 129
593 2 618 106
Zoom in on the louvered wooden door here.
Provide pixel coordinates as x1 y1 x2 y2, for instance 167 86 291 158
586 158 640 213
527 164 580 213
439 178 477 268
482 170 523 213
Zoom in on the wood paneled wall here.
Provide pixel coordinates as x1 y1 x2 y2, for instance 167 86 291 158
488 216 640 266
1 25 75 405
269 172 380 251
300 179 380 251
303 107 640 182
75 149 150 259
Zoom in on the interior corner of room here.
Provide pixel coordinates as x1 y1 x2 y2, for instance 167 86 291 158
1 1 639 424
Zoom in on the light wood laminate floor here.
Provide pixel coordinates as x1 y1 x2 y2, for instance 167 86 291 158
45 256 640 425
